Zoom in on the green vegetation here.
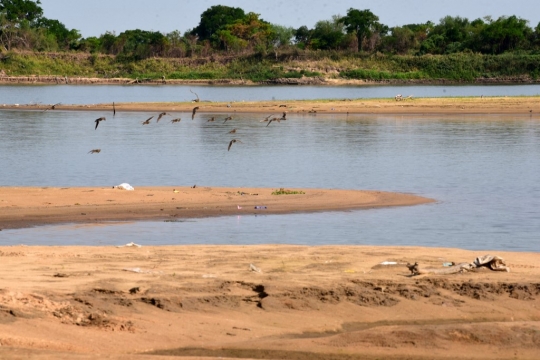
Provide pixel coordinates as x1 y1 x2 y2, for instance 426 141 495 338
271 188 306 195
2 50 540 82
1 1 540 82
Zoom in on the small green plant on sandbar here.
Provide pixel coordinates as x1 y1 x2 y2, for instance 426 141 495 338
271 188 305 195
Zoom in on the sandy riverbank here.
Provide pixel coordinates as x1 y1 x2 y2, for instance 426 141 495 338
3 96 540 115
0 245 538 359
0 186 432 230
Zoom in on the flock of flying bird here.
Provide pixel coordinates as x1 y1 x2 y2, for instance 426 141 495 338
42 100 288 154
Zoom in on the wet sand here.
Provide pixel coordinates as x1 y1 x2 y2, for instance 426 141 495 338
0 186 432 230
4 96 540 115
0 245 538 359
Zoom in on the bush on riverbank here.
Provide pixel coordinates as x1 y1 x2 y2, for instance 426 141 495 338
1 50 539 83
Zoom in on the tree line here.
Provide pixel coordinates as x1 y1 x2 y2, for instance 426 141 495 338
2 0 540 60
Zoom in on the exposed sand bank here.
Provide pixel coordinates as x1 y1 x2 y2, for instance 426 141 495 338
3 96 540 115
0 186 432 230
0 245 538 359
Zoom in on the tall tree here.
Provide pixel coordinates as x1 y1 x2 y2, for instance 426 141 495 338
309 17 345 50
33 17 80 49
215 12 274 52
479 16 531 54
191 5 245 41
293 25 311 49
0 0 42 22
270 24 294 48
340 8 381 51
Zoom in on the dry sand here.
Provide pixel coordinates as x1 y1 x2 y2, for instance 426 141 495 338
5 96 540 115
0 245 538 360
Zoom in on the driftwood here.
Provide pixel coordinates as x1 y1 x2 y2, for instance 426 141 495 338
407 262 473 275
407 255 510 276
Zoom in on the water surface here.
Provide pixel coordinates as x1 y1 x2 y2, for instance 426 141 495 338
1 109 539 251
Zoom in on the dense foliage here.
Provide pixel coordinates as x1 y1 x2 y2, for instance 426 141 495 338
1 0 540 81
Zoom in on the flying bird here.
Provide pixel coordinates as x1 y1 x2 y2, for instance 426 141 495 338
156 112 171 122
94 117 106 130
190 89 200 102
142 116 153 125
223 116 232 124
281 112 287 120
88 149 101 154
170 118 181 123
228 139 242 151
260 114 274 122
266 117 281 127
192 106 199 120
43 103 61 112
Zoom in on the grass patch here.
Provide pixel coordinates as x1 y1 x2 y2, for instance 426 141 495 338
271 188 306 195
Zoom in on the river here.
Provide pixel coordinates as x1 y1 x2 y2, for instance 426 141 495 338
1 99 538 251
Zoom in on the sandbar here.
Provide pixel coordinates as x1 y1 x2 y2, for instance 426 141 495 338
0 186 433 229
4 96 540 115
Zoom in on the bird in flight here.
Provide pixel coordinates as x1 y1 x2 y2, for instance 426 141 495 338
223 116 232 124
281 111 287 120
156 112 171 122
266 117 281 127
94 117 106 130
260 114 274 122
43 103 61 112
228 139 242 151
228 129 237 134
142 116 153 125
192 106 199 120
207 117 215 122
88 149 101 154
170 118 181 123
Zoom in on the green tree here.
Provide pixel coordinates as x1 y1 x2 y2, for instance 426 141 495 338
214 28 247 52
33 17 80 49
78 36 101 52
114 29 169 59
293 25 311 48
0 0 42 22
191 5 245 41
309 17 345 50
465 18 487 52
533 22 540 49
165 30 187 57
381 26 415 54
98 31 119 54
215 12 274 52
479 16 531 54
340 8 381 51
270 24 293 48
383 22 432 54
